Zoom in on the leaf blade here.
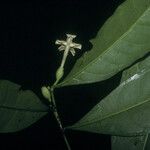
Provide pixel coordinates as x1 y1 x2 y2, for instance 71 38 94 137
68 56 150 136
57 0 150 87
0 80 48 132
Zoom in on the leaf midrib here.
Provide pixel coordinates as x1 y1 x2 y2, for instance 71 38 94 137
72 96 150 129
58 5 150 87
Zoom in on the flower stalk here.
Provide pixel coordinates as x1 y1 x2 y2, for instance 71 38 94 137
54 34 82 86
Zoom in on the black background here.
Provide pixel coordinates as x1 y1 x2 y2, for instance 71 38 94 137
0 0 125 150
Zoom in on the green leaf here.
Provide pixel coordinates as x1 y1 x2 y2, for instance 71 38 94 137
111 134 149 150
57 0 150 87
112 55 150 150
112 59 150 150
68 56 150 136
0 80 48 132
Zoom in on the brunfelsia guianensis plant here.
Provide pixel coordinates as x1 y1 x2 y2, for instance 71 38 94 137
0 0 150 150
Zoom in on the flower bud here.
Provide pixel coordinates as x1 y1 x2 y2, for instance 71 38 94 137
41 86 51 102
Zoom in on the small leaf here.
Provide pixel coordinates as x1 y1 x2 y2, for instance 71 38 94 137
57 0 150 87
0 80 48 132
68 56 150 136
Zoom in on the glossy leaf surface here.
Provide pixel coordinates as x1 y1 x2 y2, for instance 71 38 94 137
112 60 150 150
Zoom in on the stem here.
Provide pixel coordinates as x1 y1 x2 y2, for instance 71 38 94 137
53 46 69 86
50 88 71 150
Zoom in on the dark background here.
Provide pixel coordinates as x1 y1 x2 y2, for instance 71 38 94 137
0 0 125 150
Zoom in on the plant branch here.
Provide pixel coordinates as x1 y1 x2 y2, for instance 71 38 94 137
50 87 71 150
45 34 81 150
